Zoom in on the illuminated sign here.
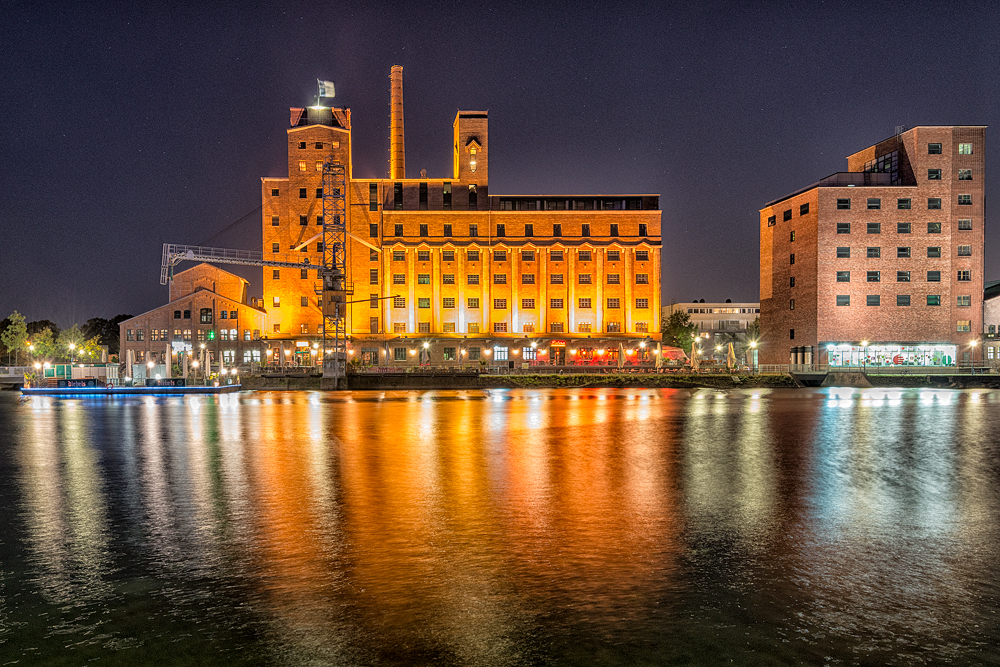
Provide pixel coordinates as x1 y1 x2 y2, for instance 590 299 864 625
171 341 192 352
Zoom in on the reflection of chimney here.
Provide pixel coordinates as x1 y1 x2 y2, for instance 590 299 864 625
389 65 405 179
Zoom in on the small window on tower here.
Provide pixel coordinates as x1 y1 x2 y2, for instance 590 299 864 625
469 146 477 173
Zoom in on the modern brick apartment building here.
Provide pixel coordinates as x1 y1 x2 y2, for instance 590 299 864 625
261 67 662 367
760 126 986 367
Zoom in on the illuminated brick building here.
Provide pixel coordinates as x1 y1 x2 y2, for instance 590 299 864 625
760 126 986 367
261 67 662 366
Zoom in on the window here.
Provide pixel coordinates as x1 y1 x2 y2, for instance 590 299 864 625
493 322 507 333
958 270 971 281
579 298 592 308
927 222 941 234
271 188 280 197
150 329 159 341
958 320 972 332
298 160 307 172
200 308 213 324
493 250 506 261
927 271 941 282
300 296 309 307
316 216 323 226
467 250 480 261
368 249 379 262
418 250 430 262
550 298 564 309
522 274 535 284
581 224 591 236
578 323 592 333
790 329 795 340
229 310 237 320
392 296 406 308
578 274 592 284
418 298 430 309
836 271 850 282
800 203 810 215
183 310 190 319
442 274 455 284
316 242 323 252
496 223 506 237
897 295 911 306
867 247 880 258
837 222 851 234
928 198 942 209
867 222 881 234
443 224 452 238
837 198 851 210
273 324 281 333
521 250 535 262
636 250 649 261
417 274 430 285
369 269 379 284
524 223 534 237
607 298 620 309
958 245 972 256
393 347 406 361
443 297 455 309
272 297 280 307
790 253 795 265
789 298 795 310
607 250 620 262
272 269 280 280
126 329 134 342
636 274 649 284
609 223 619 236
927 247 941 258
392 224 403 237
867 271 880 282
271 215 280 226
369 294 379 309
467 297 480 309
607 274 620 284
836 247 850 258
897 247 910 258
467 274 480 285
418 224 429 237
959 169 972 181
767 215 776 227
493 274 507 285
636 298 649 309
867 295 880 306
443 182 452 209
272 243 280 253
393 273 405 284
957 142 973 155
441 346 456 361
516 298 533 311
550 323 564 333
553 223 562 237
579 250 592 261
469 184 478 209
493 298 507 310
897 271 911 282
220 310 228 320
299 188 307 199
867 198 881 209
550 274 564 284
783 209 792 222
928 169 942 180
928 143 942 154
418 182 427 210
790 276 796 287
468 347 481 360
417 322 430 334
393 182 403 210
550 250 563 261
300 267 310 279
958 295 971 307
790 231 796 242
897 222 911 234
958 219 972 230
958 194 972 205
606 322 622 333
898 198 911 210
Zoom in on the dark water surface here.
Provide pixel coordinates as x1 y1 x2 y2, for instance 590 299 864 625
1 387 999 665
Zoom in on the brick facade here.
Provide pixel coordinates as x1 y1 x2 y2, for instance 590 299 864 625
760 126 986 365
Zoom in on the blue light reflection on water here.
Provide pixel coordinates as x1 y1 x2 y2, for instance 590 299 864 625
1 387 999 665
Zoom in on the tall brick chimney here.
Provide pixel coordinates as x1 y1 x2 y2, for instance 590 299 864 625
389 65 405 179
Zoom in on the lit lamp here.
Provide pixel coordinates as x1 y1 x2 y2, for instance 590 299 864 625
861 340 869 371
33 362 41 388
970 339 979 374
69 342 76 366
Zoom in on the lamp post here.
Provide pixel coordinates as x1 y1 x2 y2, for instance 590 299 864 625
861 340 869 373
33 362 41 388
969 339 979 375
749 340 758 374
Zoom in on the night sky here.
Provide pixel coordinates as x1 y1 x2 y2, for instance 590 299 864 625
2 1 998 327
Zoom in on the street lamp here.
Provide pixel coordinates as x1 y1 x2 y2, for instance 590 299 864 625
861 340 869 372
33 362 41 388
69 343 76 366
969 339 979 374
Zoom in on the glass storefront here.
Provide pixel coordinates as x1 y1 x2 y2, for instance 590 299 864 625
826 344 956 367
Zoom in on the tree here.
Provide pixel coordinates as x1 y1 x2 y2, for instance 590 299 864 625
661 311 698 355
57 325 85 361
31 328 58 361
1 311 28 365
83 314 131 356
746 316 761 344
26 320 60 337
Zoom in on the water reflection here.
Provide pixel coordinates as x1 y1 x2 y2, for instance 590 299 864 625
2 387 999 665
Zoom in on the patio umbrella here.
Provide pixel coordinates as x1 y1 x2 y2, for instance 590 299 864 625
727 342 736 370
655 343 663 369
165 344 172 378
691 350 700 371
618 342 625 369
